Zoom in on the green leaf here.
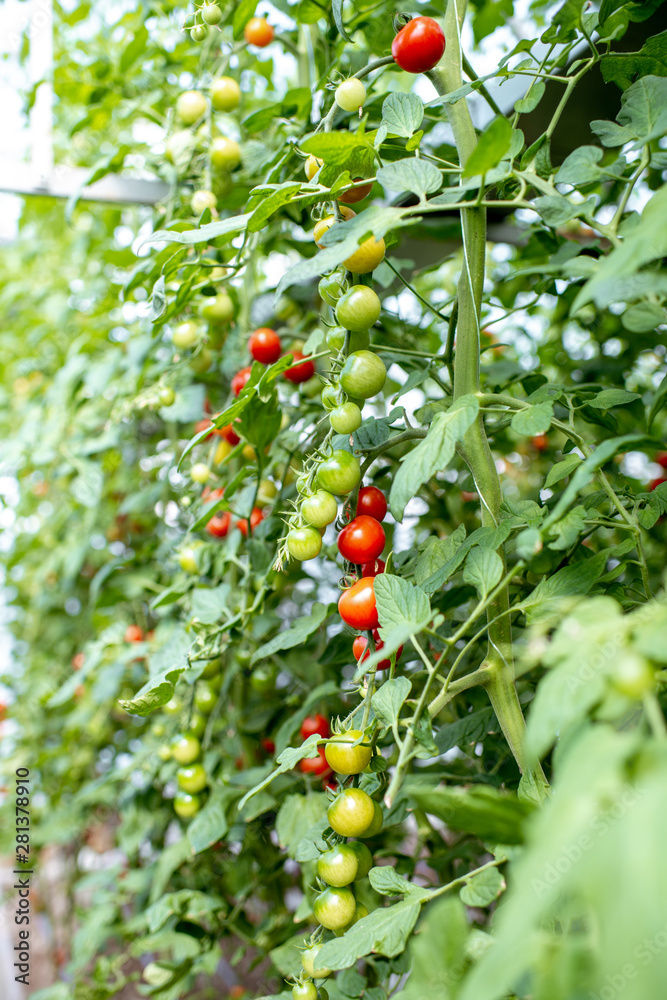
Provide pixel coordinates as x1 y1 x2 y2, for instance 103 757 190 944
375 575 431 635
548 505 588 550
462 116 512 178
317 900 423 970
555 145 605 185
381 92 424 137
145 890 226 934
190 585 231 626
460 866 506 907
247 183 302 233
514 80 545 114
301 130 372 163
236 735 322 811
588 388 641 409
276 793 329 857
372 676 412 727
408 785 534 844
541 0 585 42
119 631 191 716
414 525 467 592
332 0 352 41
616 73 667 145
434 708 496 754
622 301 666 332
511 402 554 436
392 896 469 1000
647 371 667 429
534 194 596 227
376 160 442 199
601 30 667 89
139 214 251 251
544 454 583 489
251 603 331 663
520 550 611 624
233 0 258 38
369 866 431 898
390 395 479 520
462 547 504 597
188 788 235 854
515 527 543 559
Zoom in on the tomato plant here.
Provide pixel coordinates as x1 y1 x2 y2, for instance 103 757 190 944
337 515 386 564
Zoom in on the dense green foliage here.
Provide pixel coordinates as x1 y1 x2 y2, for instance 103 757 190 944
1 0 667 998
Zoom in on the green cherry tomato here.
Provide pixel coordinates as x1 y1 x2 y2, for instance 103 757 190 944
173 791 201 818
319 990 329 1000
194 681 217 714
326 326 370 354
359 800 383 838
292 984 318 1000
319 272 348 307
201 292 234 324
287 527 322 561
317 844 359 886
330 402 362 435
201 3 222 24
340 350 386 399
191 24 208 41
189 711 207 738
324 730 372 775
612 652 654 699
159 386 176 406
327 787 375 837
312 886 356 931
163 697 180 716
171 734 201 765
301 490 338 528
334 903 368 936
317 450 361 495
335 286 381 333
335 78 367 112
321 384 342 411
177 763 208 794
250 663 278 694
200 656 223 679
301 943 332 979
347 841 373 880
158 744 171 761
210 76 241 112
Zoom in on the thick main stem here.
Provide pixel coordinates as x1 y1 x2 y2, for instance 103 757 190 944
430 0 547 794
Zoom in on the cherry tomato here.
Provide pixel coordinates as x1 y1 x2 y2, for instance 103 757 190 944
176 90 207 125
249 327 282 365
340 350 386 399
532 434 548 451
191 189 217 215
237 507 263 536
344 236 386 275
250 663 277 694
206 510 232 538
357 485 387 522
210 76 240 112
313 207 356 247
124 624 144 643
335 286 381 332
361 800 384 837
335 903 368 935
392 16 446 74
173 792 201 818
338 577 379 630
305 154 324 180
340 180 374 205
232 366 253 396
292 984 317 1000
657 453 667 469
301 943 332 979
72 652 85 671
317 844 359 886
261 737 275 755
313 886 356 931
327 788 376 837
201 3 222 24
200 656 223 678
612 652 654 699
191 462 211 484
287 526 322 561
317 450 361 495
159 386 176 406
330 402 362 435
201 292 234 323
353 634 402 671
177 763 208 794
347 841 373 880
319 272 348 307
335 78 367 112
299 746 332 777
189 712 207 738
220 422 241 445
326 326 369 353
194 682 217 714
300 714 331 740
338 515 385 564
649 476 667 491
284 351 316 384
324 730 372 775
301 490 338 528
171 734 201 765
191 24 208 41
195 418 214 441
244 16 274 46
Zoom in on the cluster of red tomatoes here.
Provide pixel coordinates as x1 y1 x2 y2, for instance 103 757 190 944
231 327 316 397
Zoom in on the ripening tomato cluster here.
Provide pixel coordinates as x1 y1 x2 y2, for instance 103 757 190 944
231 328 317 398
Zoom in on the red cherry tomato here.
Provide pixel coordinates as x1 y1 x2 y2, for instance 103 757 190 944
657 453 667 470
392 16 446 74
649 476 667 492
206 510 232 537
284 351 316 384
232 366 253 396
301 714 331 740
220 422 241 445
353 634 402 672
249 327 282 365
299 746 332 777
261 738 275 755
356 485 387 522
338 577 379 630
237 507 263 536
532 434 548 451
360 558 385 578
124 624 144 643
71 652 85 671
195 418 214 440
337 515 385 565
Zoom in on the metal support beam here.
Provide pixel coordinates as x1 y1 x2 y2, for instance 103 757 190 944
0 157 170 205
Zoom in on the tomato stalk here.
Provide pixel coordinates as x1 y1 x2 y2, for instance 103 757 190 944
429 0 548 797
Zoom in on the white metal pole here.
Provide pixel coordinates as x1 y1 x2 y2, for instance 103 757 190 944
28 0 54 189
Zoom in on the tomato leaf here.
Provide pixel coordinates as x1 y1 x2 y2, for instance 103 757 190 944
380 92 424 137
372 677 412 728
332 0 352 41
317 900 423 970
460 867 506 907
250 603 332 663
407 784 534 844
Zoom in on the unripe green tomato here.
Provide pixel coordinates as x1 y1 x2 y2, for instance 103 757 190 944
330 402 362 435
173 321 200 349
171 734 201 764
317 844 359 886
190 346 212 373
313 886 356 931
292 984 317 1000
301 490 338 528
326 326 371 354
191 462 211 483
359 800 383 838
189 712 207 738
176 90 207 125
211 136 241 171
319 272 348 307
173 791 201 818
301 943 331 979
151 721 166 737
159 386 176 406
334 903 368 935
296 473 311 495
200 656 223 679
287 527 322 561
340 350 386 399
201 292 234 324
191 24 208 41
201 2 222 24
325 730 373 775
194 681 217 714
163 697 180 715
257 479 278 505
327 787 375 837
347 841 373 880
250 663 278 694
191 189 217 214
165 129 197 167
210 76 241 111
319 990 329 1000
321 384 342 411
177 762 208 793
178 546 200 574
335 286 381 332
335 78 367 112
317 450 361 495
158 744 171 761
612 652 654 699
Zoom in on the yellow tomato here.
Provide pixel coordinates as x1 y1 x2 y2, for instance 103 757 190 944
344 236 386 274
214 439 234 464
313 207 356 247
305 155 323 180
